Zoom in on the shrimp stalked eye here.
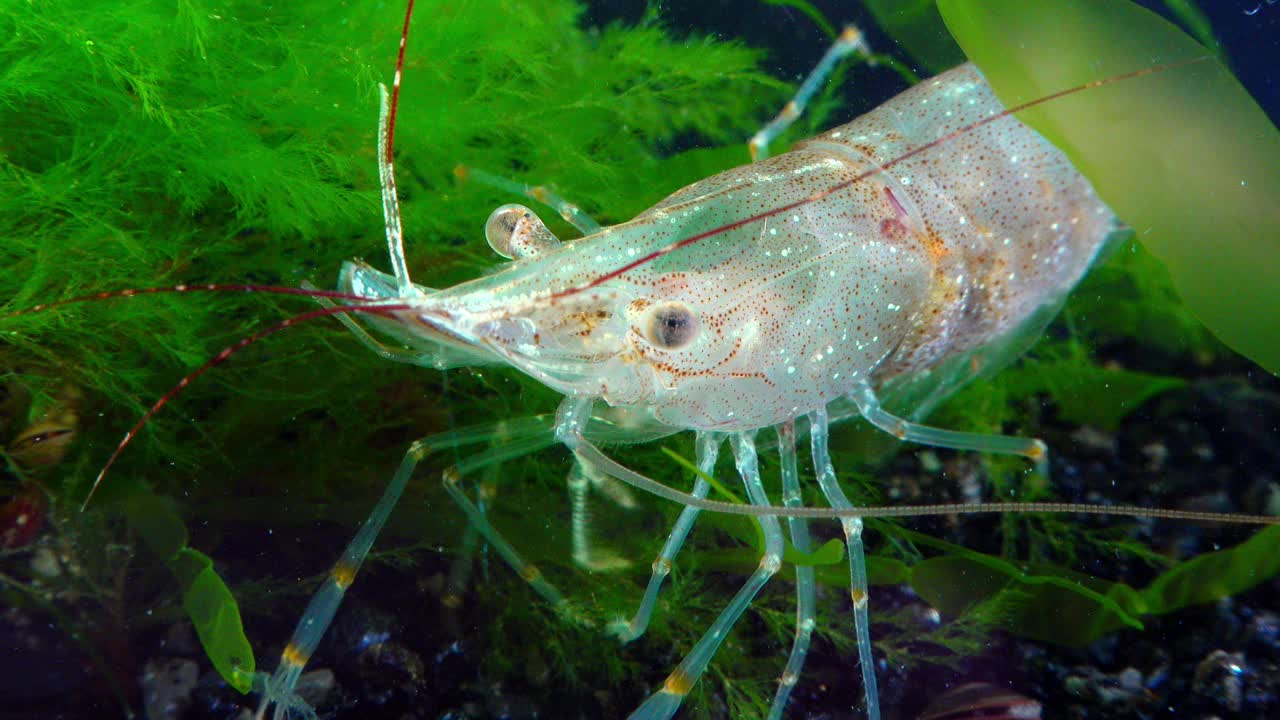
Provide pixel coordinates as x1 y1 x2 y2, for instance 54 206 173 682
643 301 698 350
484 203 561 259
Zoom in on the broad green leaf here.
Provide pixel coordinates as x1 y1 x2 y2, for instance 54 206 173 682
937 0 1280 374
909 555 1146 646
170 548 256 693
863 0 964 74
1141 525 1280 614
124 489 254 693
897 521 1280 646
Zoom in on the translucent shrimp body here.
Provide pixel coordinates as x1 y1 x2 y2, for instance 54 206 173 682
256 58 1119 720
352 64 1113 431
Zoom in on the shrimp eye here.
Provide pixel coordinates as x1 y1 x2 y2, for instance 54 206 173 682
643 302 698 350
485 204 561 259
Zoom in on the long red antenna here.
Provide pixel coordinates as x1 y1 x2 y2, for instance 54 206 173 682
384 0 416 166
75 0 425 511
2 284 371 320
79 302 409 510
552 56 1211 300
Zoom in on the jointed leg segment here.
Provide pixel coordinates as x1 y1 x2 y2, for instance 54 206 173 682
608 431 721 643
252 416 559 719
627 431 785 720
769 420 818 720
809 406 881 720
849 380 1049 476
748 26 872 161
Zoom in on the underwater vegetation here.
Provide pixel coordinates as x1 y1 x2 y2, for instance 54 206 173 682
1 0 1278 718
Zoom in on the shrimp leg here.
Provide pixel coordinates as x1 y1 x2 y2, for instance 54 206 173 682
627 431 784 720
749 25 871 161
607 431 722 643
849 381 1049 476
454 164 602 235
768 419 818 720
809 405 881 720
440 429 569 608
252 415 558 720
568 458 635 572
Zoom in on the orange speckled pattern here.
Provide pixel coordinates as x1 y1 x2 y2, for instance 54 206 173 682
346 64 1114 434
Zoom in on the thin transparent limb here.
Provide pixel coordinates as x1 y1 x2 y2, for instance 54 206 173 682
608 431 722 643
627 431 784 720
252 416 554 720
568 458 632 572
442 433 567 607
568 433 1277 523
849 380 1049 476
557 400 1277 525
305 284 430 365
443 423 510 609
456 164 602 236
809 405 881 720
749 26 871 161
443 519 481 611
376 84 413 295
769 419 817 720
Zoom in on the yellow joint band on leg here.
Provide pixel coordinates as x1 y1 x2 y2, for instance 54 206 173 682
282 642 310 668
663 667 693 696
520 564 543 583
331 560 357 590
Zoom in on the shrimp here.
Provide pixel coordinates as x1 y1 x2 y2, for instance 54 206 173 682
7 2 1271 719
238 4 1280 720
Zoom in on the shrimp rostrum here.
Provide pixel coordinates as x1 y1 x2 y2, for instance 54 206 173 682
248 7 1274 720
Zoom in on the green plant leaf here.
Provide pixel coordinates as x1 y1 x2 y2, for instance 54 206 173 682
125 491 189 562
909 555 1146 646
124 489 254 693
937 0 1280 374
894 525 1146 639
169 548 256 693
895 522 1280 647
1141 524 1280 615
863 0 964 74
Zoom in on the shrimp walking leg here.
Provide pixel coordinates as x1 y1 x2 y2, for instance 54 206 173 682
748 25 871 161
849 381 1050 476
628 431 784 720
568 458 634 572
769 419 818 720
607 431 722 643
455 164 602 235
252 416 557 719
441 431 569 608
809 406 881 720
